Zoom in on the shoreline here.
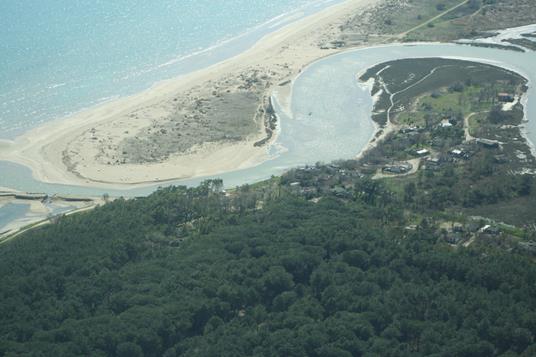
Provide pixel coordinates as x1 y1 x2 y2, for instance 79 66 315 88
0 0 344 142
355 77 393 162
2 4 535 193
0 195 105 244
519 90 536 161
0 0 378 191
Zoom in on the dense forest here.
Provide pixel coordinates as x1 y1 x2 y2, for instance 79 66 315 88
1 178 535 356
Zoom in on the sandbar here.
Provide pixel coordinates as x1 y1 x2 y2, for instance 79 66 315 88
0 0 379 190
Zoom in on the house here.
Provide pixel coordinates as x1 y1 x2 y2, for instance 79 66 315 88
416 148 430 156
484 225 501 235
498 92 515 103
382 163 412 174
440 119 453 128
452 223 464 233
479 225 500 235
476 138 500 149
450 149 463 157
450 149 469 159
424 157 441 169
400 126 421 134
445 232 463 244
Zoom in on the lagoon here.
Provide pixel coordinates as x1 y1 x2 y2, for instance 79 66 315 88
2 43 536 197
0 203 30 233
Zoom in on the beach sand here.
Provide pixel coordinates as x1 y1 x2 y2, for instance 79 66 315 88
0 0 379 189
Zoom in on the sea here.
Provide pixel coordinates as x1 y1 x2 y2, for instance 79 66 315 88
0 0 341 139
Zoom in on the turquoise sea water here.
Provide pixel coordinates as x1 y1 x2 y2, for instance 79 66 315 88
0 0 340 138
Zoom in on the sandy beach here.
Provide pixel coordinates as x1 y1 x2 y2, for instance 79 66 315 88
0 0 379 189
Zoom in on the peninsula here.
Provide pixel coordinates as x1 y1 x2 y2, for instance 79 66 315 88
0 0 380 188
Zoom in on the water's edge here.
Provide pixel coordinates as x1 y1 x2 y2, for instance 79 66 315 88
2 44 536 197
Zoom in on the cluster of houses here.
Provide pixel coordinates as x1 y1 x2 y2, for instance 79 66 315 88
441 221 502 245
284 91 516 199
418 146 472 171
286 163 364 199
393 112 505 173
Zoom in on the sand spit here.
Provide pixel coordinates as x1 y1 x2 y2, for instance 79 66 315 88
0 0 379 190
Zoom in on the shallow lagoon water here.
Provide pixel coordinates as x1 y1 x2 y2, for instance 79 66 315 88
1 43 536 198
0 203 30 232
0 199 78 233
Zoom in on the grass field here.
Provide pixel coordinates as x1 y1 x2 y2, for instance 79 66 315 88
383 0 466 35
404 0 536 42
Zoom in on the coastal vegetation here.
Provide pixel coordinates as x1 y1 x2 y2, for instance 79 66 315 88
338 0 536 46
1 176 536 356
